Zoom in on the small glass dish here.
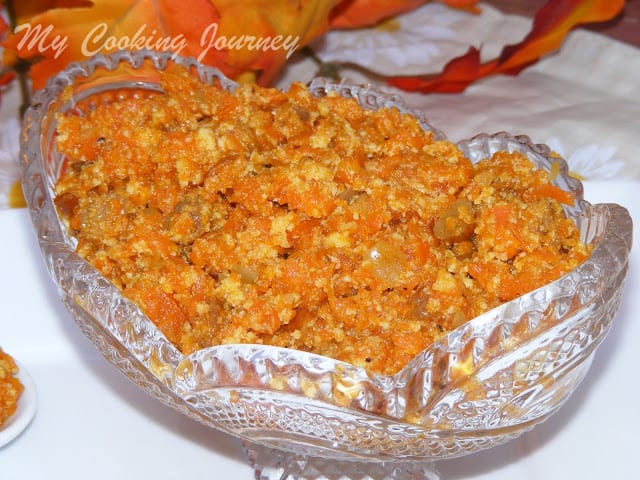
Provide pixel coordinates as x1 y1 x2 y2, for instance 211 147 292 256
19 50 632 479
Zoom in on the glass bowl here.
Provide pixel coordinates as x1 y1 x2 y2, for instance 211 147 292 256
19 50 632 480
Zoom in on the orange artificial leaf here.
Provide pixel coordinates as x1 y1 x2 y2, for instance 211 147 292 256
8 180 26 209
330 0 480 29
209 0 342 85
387 0 625 93
11 1 93 22
5 0 229 89
391 45 491 94
496 0 625 74
0 8 12 89
0 70 15 88
3 0 343 90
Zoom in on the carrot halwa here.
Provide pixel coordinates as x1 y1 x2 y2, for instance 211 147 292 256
0 348 23 426
54 67 591 375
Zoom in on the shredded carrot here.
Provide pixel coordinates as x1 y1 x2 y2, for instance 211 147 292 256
53 67 591 375
0 348 23 426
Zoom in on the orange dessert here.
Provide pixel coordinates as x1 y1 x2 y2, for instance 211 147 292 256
54 68 590 375
0 348 23 426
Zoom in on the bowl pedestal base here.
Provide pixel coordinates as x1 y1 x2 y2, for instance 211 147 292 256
244 441 441 480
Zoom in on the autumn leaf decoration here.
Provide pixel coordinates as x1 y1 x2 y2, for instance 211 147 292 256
2 0 341 89
387 0 626 93
0 0 626 96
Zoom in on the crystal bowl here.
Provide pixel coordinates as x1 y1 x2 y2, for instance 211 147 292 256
18 50 632 479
